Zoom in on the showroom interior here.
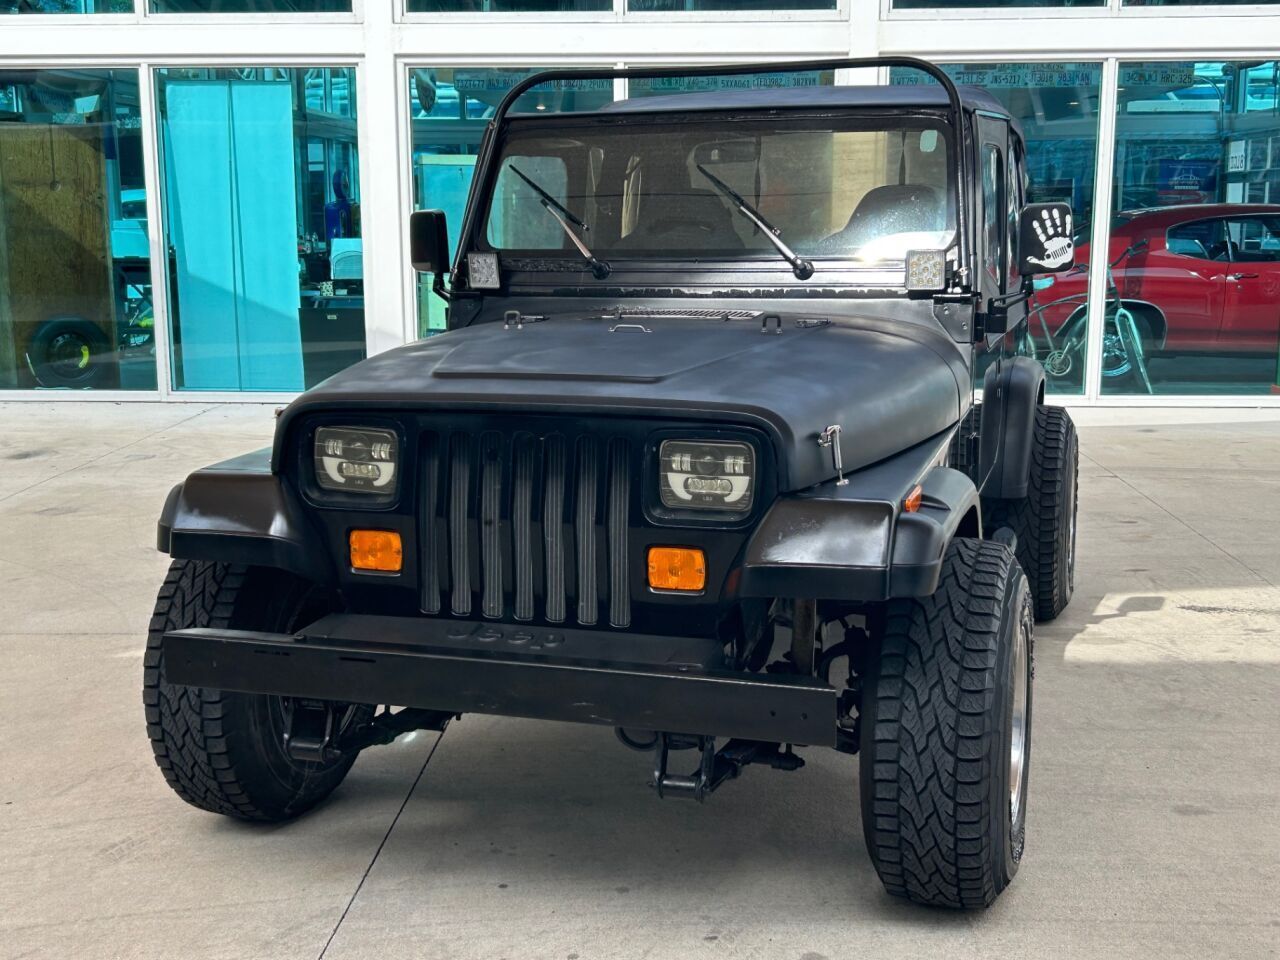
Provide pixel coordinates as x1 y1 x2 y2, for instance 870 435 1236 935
0 0 1278 404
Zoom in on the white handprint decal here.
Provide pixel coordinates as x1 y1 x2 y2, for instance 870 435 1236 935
1026 207 1074 270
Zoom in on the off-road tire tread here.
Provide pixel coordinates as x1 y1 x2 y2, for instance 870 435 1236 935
142 559 352 822
986 405 1077 621
863 538 1024 909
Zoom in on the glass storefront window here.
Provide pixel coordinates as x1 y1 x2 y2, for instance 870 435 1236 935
408 67 613 334
629 1 834 9
156 67 365 392
1103 60 1280 396
891 63 1103 394
406 2 610 11
149 1 348 10
1 1 130 11
0 68 154 391
894 0 1102 8
1125 0 1278 5
627 68 835 97
1 1 131 10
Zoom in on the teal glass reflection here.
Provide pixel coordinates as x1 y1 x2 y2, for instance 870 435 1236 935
1103 60 1280 396
894 0 1101 7
629 1 834 8
407 1 609 11
150 1 348 10
1 1 130 10
627 69 835 97
408 67 614 334
156 67 365 392
891 63 1103 395
0 68 154 390
1124 0 1276 5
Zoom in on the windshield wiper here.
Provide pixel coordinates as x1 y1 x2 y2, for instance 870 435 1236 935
508 164 610 279
696 164 814 280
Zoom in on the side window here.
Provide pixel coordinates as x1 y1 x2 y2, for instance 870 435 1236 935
1006 144 1024 287
1167 219 1227 261
981 144 1005 289
1226 216 1280 263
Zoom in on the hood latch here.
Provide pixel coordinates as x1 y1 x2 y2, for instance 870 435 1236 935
818 424 848 486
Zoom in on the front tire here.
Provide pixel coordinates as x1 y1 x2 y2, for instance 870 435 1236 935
860 538 1034 909
143 560 362 822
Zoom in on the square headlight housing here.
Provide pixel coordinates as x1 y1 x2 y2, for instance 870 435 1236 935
314 426 400 499
658 439 755 516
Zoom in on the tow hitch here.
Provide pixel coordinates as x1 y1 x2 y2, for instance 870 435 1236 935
651 733 805 802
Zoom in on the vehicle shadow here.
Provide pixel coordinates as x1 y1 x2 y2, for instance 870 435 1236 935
335 715 983 931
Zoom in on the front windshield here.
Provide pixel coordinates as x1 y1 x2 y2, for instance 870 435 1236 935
482 114 955 270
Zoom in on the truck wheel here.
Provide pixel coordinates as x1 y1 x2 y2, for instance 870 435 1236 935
986 405 1078 621
860 538 1034 909
26 316 112 389
143 560 364 822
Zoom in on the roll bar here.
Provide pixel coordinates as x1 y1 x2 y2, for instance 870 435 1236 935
454 57 971 288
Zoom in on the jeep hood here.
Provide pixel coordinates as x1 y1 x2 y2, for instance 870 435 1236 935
280 314 969 491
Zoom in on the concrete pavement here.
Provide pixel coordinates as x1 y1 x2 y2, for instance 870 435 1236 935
1 402 1277 960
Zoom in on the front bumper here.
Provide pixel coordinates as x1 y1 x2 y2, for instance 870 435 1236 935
163 614 838 746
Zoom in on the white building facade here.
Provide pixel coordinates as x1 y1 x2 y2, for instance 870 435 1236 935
0 0 1277 406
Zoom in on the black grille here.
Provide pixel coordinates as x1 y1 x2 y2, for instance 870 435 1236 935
419 428 633 628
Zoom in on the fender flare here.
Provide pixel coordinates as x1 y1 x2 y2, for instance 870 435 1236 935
979 355 1044 501
156 449 335 585
739 430 981 602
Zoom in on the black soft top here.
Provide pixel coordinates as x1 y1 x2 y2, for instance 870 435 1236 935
593 83 1013 124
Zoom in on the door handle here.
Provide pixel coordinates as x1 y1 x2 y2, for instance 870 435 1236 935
1226 272 1259 281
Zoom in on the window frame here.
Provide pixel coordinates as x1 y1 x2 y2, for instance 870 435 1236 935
399 0 846 24
884 0 1280 22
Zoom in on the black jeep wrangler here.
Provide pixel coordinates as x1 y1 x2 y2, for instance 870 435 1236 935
145 58 1080 910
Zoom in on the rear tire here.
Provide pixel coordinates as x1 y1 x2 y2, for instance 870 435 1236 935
143 560 362 822
860 538 1034 909
986 405 1078 621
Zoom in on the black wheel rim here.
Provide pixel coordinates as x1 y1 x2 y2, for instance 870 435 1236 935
46 333 97 383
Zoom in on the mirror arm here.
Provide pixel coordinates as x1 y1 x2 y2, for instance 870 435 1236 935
432 271 453 303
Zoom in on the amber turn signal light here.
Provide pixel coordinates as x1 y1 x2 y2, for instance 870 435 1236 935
903 484 923 514
647 546 706 592
349 529 402 573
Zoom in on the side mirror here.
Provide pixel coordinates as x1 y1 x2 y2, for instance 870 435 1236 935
410 209 450 275
1018 202 1075 275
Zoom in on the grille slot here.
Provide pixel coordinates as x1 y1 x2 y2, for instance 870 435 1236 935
418 433 442 615
544 435 567 623
480 432 504 619
511 436 536 622
448 434 472 617
575 436 599 627
422 429 630 628
607 438 631 629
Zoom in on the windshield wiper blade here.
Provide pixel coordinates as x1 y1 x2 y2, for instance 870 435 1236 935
509 164 610 279
696 163 814 280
